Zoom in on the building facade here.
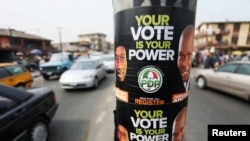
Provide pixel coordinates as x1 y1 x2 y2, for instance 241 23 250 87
0 28 52 55
195 21 250 53
52 42 90 53
0 28 53 62
78 33 111 52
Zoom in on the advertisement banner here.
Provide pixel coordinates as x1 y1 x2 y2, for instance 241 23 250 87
113 1 197 140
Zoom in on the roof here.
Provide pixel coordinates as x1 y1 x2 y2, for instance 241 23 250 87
0 62 17 67
0 28 51 41
197 21 250 29
78 33 106 37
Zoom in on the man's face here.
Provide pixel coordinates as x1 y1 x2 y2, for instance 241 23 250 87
172 108 187 141
117 125 129 141
178 28 194 82
115 46 127 82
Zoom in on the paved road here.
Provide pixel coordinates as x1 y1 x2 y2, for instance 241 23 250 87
31 71 40 78
31 68 250 141
31 71 116 141
85 68 201 141
30 68 198 141
86 94 115 141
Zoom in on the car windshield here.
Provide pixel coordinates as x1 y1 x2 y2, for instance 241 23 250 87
50 53 69 62
70 61 96 70
20 60 29 65
103 56 114 61
217 63 239 73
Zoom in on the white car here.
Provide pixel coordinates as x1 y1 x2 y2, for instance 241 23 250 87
90 52 103 59
194 61 250 102
102 54 115 73
59 58 106 90
241 51 250 61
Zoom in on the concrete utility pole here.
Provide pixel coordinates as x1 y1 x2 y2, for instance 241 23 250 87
57 27 63 52
112 1 197 141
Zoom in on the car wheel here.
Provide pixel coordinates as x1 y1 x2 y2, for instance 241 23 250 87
197 76 206 89
93 77 98 88
29 117 49 141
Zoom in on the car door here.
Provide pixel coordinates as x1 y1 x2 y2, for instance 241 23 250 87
0 67 13 87
5 65 33 88
209 64 239 93
0 96 30 140
99 61 106 79
96 60 105 79
228 64 250 98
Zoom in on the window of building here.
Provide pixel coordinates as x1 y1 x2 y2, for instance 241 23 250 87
247 25 250 45
218 23 225 30
233 23 240 32
247 36 250 45
231 37 238 45
216 34 222 42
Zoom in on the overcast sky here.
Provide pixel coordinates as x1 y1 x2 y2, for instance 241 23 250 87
0 0 250 43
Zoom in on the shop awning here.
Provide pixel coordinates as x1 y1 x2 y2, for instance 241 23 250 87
232 50 242 56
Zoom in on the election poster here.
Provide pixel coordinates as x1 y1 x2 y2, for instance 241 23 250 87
113 1 197 140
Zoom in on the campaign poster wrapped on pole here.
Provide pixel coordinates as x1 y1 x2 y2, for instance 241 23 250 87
113 0 197 140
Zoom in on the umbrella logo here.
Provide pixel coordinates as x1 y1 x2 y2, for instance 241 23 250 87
138 66 163 93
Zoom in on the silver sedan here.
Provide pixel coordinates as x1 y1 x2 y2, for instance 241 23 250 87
102 54 115 73
59 58 106 90
194 61 250 102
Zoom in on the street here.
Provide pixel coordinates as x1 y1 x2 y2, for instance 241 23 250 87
31 69 250 141
32 72 116 141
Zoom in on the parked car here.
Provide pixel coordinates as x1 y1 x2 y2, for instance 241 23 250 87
77 54 90 60
39 52 74 80
194 61 250 102
241 51 250 61
102 54 115 73
59 58 106 90
19 60 38 72
0 62 33 88
0 84 58 141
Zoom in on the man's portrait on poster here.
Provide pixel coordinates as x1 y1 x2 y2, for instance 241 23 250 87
172 107 187 141
117 124 129 141
115 46 127 82
177 25 194 92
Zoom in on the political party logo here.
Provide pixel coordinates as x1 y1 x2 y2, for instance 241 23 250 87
138 66 163 93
